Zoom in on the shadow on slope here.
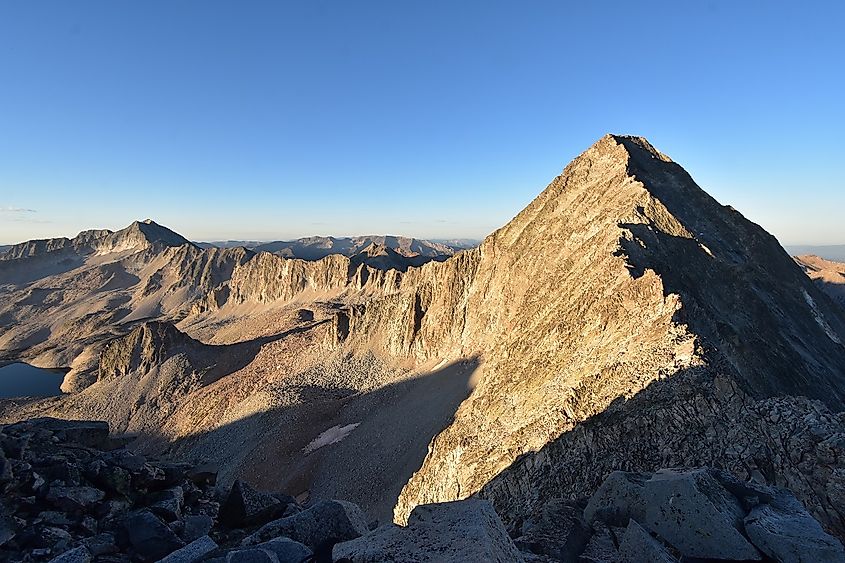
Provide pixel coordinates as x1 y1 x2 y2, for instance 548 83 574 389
617 219 845 409
191 320 333 386
477 361 845 539
153 356 480 523
812 278 845 310
0 253 88 286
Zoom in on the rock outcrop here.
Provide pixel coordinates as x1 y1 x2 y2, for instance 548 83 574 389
333 499 524 563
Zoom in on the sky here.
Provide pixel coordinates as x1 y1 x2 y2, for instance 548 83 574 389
0 1 843 245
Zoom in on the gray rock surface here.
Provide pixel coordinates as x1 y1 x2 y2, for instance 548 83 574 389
745 498 845 562
124 510 186 560
225 549 279 563
219 480 290 528
242 500 369 549
514 498 589 560
181 515 214 542
583 471 649 527
253 537 312 563
46 546 92 563
617 520 677 563
575 522 618 563
158 535 218 563
642 468 760 560
149 486 185 522
333 499 524 563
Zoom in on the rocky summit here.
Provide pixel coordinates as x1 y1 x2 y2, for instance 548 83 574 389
2 134 845 561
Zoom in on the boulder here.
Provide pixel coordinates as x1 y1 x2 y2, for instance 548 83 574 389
643 468 761 560
243 499 369 549
105 450 148 473
577 522 619 563
46 486 105 512
617 520 677 563
87 460 131 496
255 537 312 563
46 546 92 563
30 419 111 449
39 511 73 527
0 513 16 547
159 535 218 563
149 486 185 522
123 510 185 560
82 533 118 556
226 548 280 563
583 471 649 526
219 480 289 528
710 468 777 509
156 462 194 487
182 514 214 542
333 499 523 563
0 448 11 483
744 495 845 562
514 498 589 560
186 463 218 486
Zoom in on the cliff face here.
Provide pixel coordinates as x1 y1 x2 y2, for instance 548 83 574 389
223 252 401 306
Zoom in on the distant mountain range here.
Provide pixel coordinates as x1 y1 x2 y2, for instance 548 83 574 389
786 245 845 262
198 235 477 259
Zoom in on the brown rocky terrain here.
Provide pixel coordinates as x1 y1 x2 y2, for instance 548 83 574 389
2 134 845 554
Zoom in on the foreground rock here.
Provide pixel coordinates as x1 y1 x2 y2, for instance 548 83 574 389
0 417 377 562
745 496 845 562
219 480 294 528
334 499 524 563
512 467 845 563
0 418 220 562
242 500 370 549
643 468 760 560
1 416 841 562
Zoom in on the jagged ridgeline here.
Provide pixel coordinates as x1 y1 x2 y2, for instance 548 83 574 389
2 134 845 547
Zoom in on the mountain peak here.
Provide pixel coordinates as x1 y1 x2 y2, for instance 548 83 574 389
99 219 193 253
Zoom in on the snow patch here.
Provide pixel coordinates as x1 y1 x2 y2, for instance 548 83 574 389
303 423 360 454
802 289 842 344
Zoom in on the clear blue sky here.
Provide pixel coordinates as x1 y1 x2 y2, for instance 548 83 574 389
1 1 843 245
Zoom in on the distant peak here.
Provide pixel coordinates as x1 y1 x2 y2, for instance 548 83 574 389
110 219 193 250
